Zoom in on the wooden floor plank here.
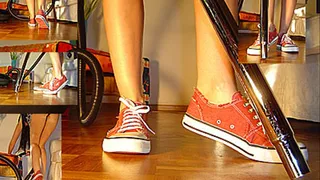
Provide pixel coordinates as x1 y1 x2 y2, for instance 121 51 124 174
0 19 77 40
62 104 319 179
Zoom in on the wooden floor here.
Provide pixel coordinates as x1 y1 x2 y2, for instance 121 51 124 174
62 104 319 180
239 33 305 64
0 19 77 40
0 83 77 113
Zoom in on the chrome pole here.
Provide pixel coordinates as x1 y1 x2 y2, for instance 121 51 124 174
201 0 310 178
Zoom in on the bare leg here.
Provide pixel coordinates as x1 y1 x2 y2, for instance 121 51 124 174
26 0 35 20
268 0 276 31
30 114 47 173
194 0 237 104
37 0 46 11
103 0 144 109
279 0 297 36
49 53 63 79
38 114 59 176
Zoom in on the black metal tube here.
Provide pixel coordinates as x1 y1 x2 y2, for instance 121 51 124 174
15 53 30 93
201 0 310 178
260 0 268 59
22 52 46 80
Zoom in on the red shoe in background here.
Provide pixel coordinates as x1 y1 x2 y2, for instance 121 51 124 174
33 81 50 91
102 97 154 154
247 25 278 55
277 33 299 53
28 18 37 27
31 170 43 180
43 75 68 95
35 10 49 29
182 88 308 163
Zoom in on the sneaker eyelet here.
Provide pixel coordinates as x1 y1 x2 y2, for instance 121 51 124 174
217 120 221 124
230 124 235 129
248 109 253 113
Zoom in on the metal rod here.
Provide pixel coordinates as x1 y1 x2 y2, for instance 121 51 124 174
15 53 30 93
260 0 268 59
201 0 310 178
22 52 46 80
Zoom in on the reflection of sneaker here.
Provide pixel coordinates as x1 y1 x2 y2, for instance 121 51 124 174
43 75 68 95
35 10 49 29
31 170 43 180
102 97 155 154
33 81 50 91
28 19 37 27
277 34 299 53
182 88 308 163
247 26 278 56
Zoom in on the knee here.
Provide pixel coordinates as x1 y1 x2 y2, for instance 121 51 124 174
31 143 39 149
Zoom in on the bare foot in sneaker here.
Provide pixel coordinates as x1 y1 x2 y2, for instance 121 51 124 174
35 10 50 29
182 89 308 163
102 97 154 154
28 19 37 28
43 53 66 95
277 33 299 53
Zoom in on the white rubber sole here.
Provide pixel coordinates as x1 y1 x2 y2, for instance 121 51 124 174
35 15 50 29
33 86 47 91
182 114 308 163
247 37 278 56
43 81 68 95
277 45 299 53
102 137 150 154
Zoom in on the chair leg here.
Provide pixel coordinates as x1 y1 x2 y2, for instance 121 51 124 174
201 0 310 178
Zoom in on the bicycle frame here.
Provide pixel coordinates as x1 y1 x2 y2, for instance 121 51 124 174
201 0 309 178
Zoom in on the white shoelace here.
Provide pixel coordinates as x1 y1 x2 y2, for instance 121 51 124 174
117 97 155 134
281 34 294 44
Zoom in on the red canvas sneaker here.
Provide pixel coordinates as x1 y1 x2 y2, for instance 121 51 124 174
35 10 49 29
31 170 43 180
102 97 154 154
247 25 278 56
43 75 68 95
28 19 37 27
277 34 299 53
182 88 308 163
33 81 50 91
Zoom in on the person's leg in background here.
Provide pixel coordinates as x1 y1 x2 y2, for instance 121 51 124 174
35 0 50 29
34 53 68 95
30 114 47 180
278 0 299 52
182 0 307 163
30 114 59 180
26 0 36 27
102 0 154 154
38 114 59 178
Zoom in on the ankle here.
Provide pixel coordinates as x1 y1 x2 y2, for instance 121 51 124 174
196 87 236 105
268 23 276 32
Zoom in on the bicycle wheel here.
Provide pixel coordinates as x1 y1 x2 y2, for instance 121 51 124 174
0 155 22 180
7 0 55 21
72 48 104 126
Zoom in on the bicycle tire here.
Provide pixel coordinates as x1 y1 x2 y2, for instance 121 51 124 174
72 48 104 126
0 155 22 180
7 0 55 21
